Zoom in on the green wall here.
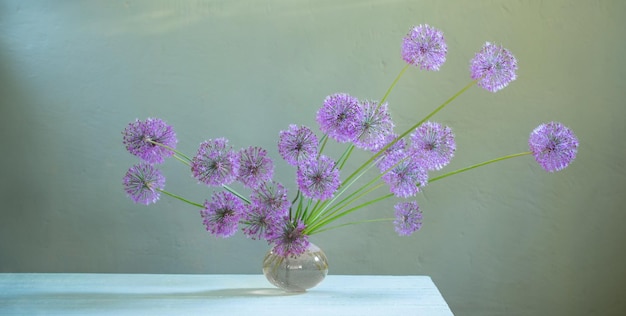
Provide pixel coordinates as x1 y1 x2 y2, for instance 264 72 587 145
1 1 624 315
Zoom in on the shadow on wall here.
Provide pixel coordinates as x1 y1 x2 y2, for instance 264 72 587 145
64 0 407 37
0 33 54 271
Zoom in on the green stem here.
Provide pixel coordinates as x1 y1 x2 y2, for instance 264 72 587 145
309 217 394 235
294 193 305 221
378 64 410 108
157 189 204 208
318 134 329 158
306 141 410 228
307 152 531 234
173 154 191 166
304 158 380 226
309 157 388 224
411 79 478 130
308 182 386 230
302 197 318 221
337 144 355 170
306 192 393 234
222 185 251 204
291 190 301 207
430 151 532 183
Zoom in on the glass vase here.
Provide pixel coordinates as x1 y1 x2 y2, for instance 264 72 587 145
262 242 329 292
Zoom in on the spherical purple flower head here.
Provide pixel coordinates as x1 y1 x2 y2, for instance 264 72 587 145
267 218 310 258
246 180 291 241
380 150 429 198
316 93 364 143
409 121 456 170
122 118 177 164
394 201 423 236
278 124 319 166
528 122 579 172
201 191 244 238
353 100 395 151
122 162 165 205
296 155 341 201
191 138 240 186
401 24 447 71
470 42 518 93
250 180 291 216
237 146 274 189
242 204 284 241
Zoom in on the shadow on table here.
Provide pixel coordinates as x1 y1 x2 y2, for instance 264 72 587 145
3 287 314 301
1 288 326 313
198 287 304 297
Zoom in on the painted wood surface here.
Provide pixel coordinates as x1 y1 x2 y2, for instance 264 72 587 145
0 273 453 315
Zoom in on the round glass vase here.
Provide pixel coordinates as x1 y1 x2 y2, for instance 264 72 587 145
262 242 329 292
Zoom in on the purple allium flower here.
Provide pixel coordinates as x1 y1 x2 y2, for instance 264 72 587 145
267 218 310 257
201 191 244 238
191 138 240 186
354 100 395 151
470 42 518 93
278 125 319 166
122 118 177 164
380 150 429 198
237 146 274 189
409 121 456 170
401 24 447 71
242 204 284 241
296 155 341 201
243 181 290 240
250 180 291 216
123 162 166 205
394 201 423 236
528 122 579 172
316 93 363 143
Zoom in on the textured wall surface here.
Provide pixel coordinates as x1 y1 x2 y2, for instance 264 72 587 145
1 1 624 315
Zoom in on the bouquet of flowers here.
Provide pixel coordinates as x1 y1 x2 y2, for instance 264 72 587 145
121 24 578 259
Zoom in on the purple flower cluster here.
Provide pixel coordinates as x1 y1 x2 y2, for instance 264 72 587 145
266 219 310 257
317 93 363 143
278 125 318 166
242 205 277 241
122 118 177 164
402 24 447 71
191 138 240 186
354 101 394 151
243 181 290 240
297 155 341 201
121 119 175 204
470 42 518 93
529 122 578 172
315 93 396 151
379 149 429 198
410 121 456 170
394 201 423 236
373 122 455 198
250 181 291 215
201 191 245 238
123 162 165 205
237 146 274 189
119 24 579 262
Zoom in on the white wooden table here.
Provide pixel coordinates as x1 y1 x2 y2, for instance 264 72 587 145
0 273 453 315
